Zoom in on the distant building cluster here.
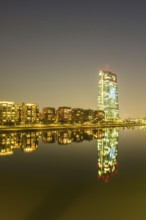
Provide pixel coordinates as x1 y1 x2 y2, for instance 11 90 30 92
0 70 120 125
0 101 105 125
41 107 105 124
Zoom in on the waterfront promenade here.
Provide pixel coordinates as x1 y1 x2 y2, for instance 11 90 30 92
0 122 145 132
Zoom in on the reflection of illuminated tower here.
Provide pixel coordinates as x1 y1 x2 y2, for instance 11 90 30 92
97 128 119 183
97 70 119 120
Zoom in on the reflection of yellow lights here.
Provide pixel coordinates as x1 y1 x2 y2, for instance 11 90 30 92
12 143 20 149
25 103 37 106
58 138 72 144
62 139 71 144
22 146 38 153
0 149 13 156
97 128 118 182
0 101 14 104
85 130 92 135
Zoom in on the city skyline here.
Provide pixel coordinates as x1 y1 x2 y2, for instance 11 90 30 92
1 1 146 117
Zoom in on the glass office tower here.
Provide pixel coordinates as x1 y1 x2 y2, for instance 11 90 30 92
97 70 119 120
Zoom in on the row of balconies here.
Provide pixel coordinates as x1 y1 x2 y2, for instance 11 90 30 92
0 102 105 125
41 107 105 124
0 102 39 125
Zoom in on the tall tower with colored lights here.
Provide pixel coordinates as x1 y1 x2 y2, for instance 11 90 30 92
97 70 119 120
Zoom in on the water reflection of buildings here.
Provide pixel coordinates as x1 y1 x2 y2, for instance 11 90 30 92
21 132 39 153
0 129 106 156
42 131 56 143
0 132 39 156
72 130 84 142
0 133 16 156
57 130 72 145
97 128 119 183
42 130 84 145
42 129 105 145
0 129 119 184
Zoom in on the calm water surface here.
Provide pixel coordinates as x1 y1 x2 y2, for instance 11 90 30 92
0 127 146 220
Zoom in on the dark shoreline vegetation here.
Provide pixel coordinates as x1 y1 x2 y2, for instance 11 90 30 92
0 122 145 132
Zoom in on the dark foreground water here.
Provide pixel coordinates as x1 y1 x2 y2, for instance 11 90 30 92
0 127 146 220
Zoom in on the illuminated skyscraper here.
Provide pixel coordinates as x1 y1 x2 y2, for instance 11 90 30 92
97 70 119 120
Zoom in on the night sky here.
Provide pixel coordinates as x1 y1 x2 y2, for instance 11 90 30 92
1 0 146 118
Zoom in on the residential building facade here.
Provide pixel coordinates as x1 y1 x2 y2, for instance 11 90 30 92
21 103 39 124
42 107 56 124
57 107 72 123
72 108 84 124
0 101 19 125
